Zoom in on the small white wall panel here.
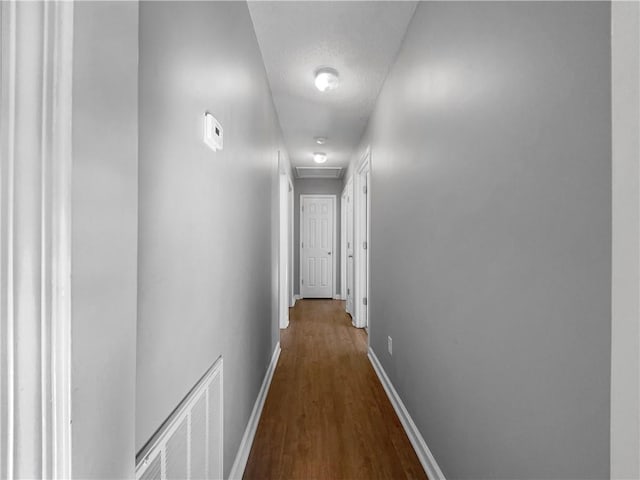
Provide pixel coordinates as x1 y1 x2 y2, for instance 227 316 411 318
208 379 223 479
165 421 188 480
190 395 207 480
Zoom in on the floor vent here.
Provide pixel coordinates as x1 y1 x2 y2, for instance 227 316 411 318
136 357 223 480
295 166 343 178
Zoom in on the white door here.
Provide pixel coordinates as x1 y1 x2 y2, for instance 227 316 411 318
300 195 334 298
345 181 355 315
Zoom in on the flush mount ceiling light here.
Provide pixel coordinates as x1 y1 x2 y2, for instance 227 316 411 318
314 67 339 92
313 152 328 164
314 136 327 145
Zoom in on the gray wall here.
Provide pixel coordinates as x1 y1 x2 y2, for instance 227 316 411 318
71 2 139 478
294 178 343 296
137 2 285 476
351 2 611 478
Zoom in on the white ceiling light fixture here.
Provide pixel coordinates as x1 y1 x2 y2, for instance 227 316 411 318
313 152 328 164
314 136 327 145
314 67 339 92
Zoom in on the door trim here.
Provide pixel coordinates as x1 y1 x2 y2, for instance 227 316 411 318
354 148 371 330
278 166 293 329
289 179 295 308
343 177 355 317
299 194 337 299
1 2 74 476
340 189 347 301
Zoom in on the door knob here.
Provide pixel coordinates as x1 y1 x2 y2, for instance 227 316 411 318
328 252 332 255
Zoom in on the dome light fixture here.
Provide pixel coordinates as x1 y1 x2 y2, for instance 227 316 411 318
314 136 327 145
314 67 339 92
313 152 328 164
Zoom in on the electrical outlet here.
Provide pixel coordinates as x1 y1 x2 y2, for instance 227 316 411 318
388 336 393 355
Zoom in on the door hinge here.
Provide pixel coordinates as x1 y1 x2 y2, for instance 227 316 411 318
301 279 304 285
363 241 368 250
302 205 304 212
301 241 304 248
363 297 368 306
347 288 350 295
363 185 367 194
347 242 350 249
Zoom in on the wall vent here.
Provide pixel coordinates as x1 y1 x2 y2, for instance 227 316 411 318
136 357 223 480
295 166 343 179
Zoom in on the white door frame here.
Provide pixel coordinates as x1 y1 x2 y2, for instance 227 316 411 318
353 148 371 330
278 160 294 329
343 177 355 316
340 190 347 301
289 179 295 307
299 194 337 298
1 2 73 477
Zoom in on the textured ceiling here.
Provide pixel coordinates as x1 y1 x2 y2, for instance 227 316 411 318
248 1 417 168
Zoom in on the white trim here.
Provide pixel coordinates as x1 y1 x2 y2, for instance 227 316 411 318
368 348 446 480
353 149 371 330
1 5 17 476
293 294 302 303
343 177 355 317
333 294 343 300
289 178 295 308
49 3 74 477
299 194 337 299
228 343 281 480
340 189 347 301
1 2 73 477
278 165 291 329
611 2 640 478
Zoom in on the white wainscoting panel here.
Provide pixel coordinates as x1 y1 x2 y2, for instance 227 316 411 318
136 357 223 480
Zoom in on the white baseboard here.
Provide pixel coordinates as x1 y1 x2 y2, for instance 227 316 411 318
293 294 302 302
228 343 281 479
368 348 446 480
333 294 344 300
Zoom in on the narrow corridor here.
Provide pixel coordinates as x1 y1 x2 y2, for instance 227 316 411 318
5 2 636 478
244 300 427 479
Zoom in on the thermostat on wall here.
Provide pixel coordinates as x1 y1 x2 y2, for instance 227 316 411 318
204 112 223 151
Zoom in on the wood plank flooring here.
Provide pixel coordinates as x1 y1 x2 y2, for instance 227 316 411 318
243 299 428 480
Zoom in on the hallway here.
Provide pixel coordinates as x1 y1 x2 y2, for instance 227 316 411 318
2 2 639 479
244 300 427 480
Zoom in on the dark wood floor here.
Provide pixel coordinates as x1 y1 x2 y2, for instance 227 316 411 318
243 299 428 480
